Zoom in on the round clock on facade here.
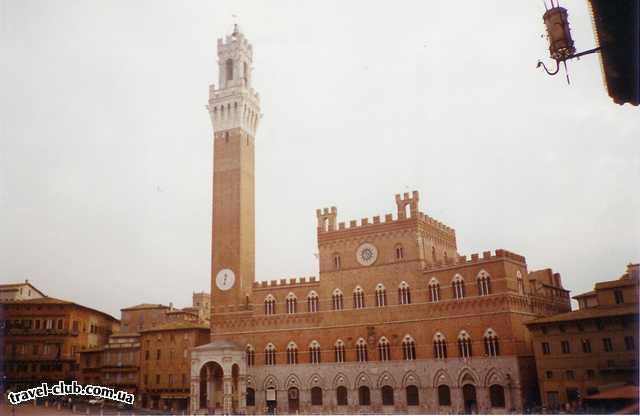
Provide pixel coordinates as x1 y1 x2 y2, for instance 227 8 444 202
356 243 378 266
215 268 235 291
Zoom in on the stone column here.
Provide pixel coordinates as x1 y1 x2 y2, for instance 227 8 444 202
223 376 233 415
190 380 200 414
239 376 247 411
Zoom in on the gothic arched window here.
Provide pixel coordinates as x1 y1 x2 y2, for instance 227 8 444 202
477 270 491 296
332 289 344 310
309 340 321 364
334 339 345 363
353 286 365 309
398 281 411 305
484 328 500 357
402 335 416 360
375 284 387 307
429 277 440 302
246 344 255 367
286 341 298 365
264 295 276 315
452 274 465 299
265 343 276 366
433 332 448 359
378 337 391 361
307 291 319 313
286 293 297 314
356 338 368 362
458 330 473 358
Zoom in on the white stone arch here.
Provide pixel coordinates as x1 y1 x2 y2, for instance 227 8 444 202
378 336 390 346
332 373 350 389
263 374 279 390
484 328 498 338
286 341 298 350
456 367 480 387
309 339 320 348
356 337 367 346
353 285 364 294
264 294 275 302
286 292 297 300
432 369 453 388
332 288 343 296
307 290 319 298
307 373 325 389
376 371 397 388
458 330 471 340
433 331 447 342
354 372 373 388
285 373 303 389
428 276 440 285
483 367 507 388
399 280 410 289
246 375 255 388
402 371 421 388
452 273 464 284
265 342 276 351
375 283 386 291
335 338 345 347
477 269 490 279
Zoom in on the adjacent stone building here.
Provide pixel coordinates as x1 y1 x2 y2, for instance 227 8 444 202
189 25 572 415
526 263 639 411
0 280 45 301
0 295 119 391
139 321 210 411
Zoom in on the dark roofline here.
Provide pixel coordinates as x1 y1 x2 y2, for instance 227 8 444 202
0 296 119 322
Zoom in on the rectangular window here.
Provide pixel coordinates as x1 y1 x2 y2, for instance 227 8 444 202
603 338 613 352
561 340 571 354
156 349 161 360
582 339 591 353
546 371 553 379
625 336 635 351
614 290 624 304
547 391 559 407
542 342 551 355
156 374 160 385
565 370 575 380
586 369 595 379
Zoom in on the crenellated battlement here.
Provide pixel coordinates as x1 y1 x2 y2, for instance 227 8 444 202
253 276 319 290
423 249 526 271
316 191 455 237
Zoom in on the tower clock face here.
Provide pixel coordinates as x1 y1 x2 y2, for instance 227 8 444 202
215 268 236 291
356 243 378 266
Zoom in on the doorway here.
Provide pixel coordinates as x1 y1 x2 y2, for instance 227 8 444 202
288 387 300 413
463 384 477 414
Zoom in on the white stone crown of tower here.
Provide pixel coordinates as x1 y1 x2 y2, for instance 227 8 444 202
207 24 261 137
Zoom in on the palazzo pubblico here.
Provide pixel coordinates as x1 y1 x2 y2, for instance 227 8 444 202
189 26 571 414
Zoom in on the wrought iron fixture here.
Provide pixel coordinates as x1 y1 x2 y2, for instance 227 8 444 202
537 0 602 84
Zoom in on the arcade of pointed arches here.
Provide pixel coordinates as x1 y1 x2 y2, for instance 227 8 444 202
242 367 511 412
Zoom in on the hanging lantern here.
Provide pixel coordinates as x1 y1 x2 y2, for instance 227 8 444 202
537 0 602 84
543 5 576 61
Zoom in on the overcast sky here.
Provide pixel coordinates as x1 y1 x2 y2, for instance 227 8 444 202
1 0 638 318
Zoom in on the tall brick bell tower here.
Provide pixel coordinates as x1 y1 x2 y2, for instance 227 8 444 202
207 24 260 325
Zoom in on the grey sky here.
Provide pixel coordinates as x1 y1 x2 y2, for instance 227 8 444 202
1 0 638 318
